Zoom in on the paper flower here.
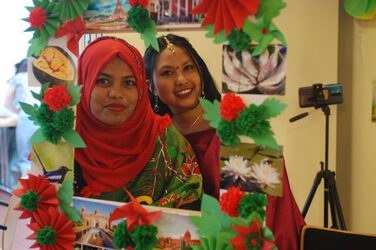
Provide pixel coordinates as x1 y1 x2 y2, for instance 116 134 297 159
217 119 240 146
20 84 86 147
220 93 246 121
219 187 245 217
109 191 161 231
231 219 275 250
55 17 85 56
251 160 280 189
113 221 134 249
27 207 75 250
79 185 101 198
13 174 59 220
238 193 267 220
191 0 261 34
43 85 72 112
129 0 148 7
130 225 158 250
223 155 251 181
153 114 172 137
28 7 47 29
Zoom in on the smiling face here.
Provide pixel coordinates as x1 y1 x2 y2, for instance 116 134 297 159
90 56 138 125
152 46 202 115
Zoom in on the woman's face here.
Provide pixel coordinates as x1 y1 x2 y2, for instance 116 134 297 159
153 46 202 114
90 56 138 125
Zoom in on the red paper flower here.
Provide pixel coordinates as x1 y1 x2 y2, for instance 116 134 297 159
27 207 75 250
79 185 101 198
129 0 148 8
231 220 275 250
55 17 85 56
191 0 261 34
109 190 161 231
220 93 246 121
28 7 47 30
219 186 245 216
182 155 201 177
13 174 59 220
43 85 72 112
153 114 172 137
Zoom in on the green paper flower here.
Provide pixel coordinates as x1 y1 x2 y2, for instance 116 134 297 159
236 105 271 138
127 5 150 33
54 0 90 21
35 103 54 125
52 108 75 133
238 193 267 220
217 119 241 146
20 190 41 212
113 221 134 249
36 226 57 246
227 29 251 52
130 225 158 250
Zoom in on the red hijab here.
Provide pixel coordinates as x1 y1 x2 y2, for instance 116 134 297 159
75 37 163 193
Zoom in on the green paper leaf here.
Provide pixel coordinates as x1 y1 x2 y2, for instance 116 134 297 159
271 30 287 46
62 129 86 148
140 19 159 51
261 98 287 119
252 33 274 56
344 0 376 17
190 212 221 236
242 18 264 42
29 128 47 144
200 98 221 128
31 90 42 101
28 36 48 57
20 102 36 118
201 194 231 230
251 129 280 150
68 85 82 106
256 0 287 25
262 226 275 241
204 24 228 44
58 179 82 222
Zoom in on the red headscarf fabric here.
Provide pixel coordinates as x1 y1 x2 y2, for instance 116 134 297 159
75 37 163 193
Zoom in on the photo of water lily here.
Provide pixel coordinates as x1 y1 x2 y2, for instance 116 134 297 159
220 142 283 196
222 44 287 95
372 80 376 122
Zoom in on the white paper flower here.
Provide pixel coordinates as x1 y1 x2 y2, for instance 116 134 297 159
223 155 251 181
251 160 280 189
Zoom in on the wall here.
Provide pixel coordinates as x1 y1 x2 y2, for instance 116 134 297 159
338 2 376 233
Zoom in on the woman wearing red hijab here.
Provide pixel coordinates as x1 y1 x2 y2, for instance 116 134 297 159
74 37 202 208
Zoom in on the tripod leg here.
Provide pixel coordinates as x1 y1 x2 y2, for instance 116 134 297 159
328 171 347 230
326 171 339 229
302 171 323 217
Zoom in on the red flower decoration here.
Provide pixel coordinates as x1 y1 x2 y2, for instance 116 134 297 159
55 17 85 57
219 187 245 216
191 0 261 34
79 185 101 198
13 174 59 220
159 193 180 206
182 155 201 177
43 85 72 112
129 0 148 8
27 207 75 250
231 220 275 250
220 93 246 121
109 190 161 231
28 7 47 30
153 114 172 137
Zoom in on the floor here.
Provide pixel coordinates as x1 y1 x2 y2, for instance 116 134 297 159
0 188 33 250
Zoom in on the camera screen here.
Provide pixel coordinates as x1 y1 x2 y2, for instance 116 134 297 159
299 83 343 108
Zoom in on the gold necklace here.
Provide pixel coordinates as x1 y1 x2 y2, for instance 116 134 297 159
188 112 203 129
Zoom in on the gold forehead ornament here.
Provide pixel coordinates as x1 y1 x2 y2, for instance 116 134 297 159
162 36 175 55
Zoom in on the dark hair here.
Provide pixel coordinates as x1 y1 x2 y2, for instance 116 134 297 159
15 58 28 74
144 34 221 116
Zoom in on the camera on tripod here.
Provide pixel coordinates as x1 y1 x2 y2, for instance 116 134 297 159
299 83 343 108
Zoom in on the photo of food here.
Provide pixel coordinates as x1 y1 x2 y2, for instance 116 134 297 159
222 44 287 95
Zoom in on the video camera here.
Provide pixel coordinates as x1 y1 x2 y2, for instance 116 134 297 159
299 83 343 108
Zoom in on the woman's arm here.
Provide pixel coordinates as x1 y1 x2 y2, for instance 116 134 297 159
4 84 19 114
